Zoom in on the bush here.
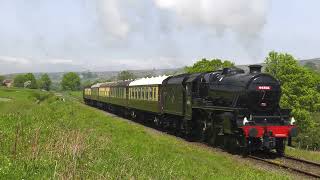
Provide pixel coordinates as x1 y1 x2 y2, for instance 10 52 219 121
29 91 53 103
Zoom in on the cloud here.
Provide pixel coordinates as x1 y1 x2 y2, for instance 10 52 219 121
0 56 31 65
0 56 86 74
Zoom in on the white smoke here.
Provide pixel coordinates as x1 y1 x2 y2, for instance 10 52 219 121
154 0 268 35
98 0 269 39
97 0 129 39
0 0 271 73
96 0 270 62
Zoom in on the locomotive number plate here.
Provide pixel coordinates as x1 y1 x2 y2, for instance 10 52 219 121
257 86 272 90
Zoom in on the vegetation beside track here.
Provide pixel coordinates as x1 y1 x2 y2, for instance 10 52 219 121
0 87 289 179
286 147 320 163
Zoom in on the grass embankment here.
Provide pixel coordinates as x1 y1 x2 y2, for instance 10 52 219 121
0 87 289 179
286 147 320 163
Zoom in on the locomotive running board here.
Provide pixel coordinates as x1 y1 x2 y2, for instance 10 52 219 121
192 106 246 112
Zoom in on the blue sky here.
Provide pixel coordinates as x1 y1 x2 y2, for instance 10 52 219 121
0 0 319 74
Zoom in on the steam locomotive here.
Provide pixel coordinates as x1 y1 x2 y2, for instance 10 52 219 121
83 65 297 154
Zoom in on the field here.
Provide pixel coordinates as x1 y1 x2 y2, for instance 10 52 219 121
0 87 291 179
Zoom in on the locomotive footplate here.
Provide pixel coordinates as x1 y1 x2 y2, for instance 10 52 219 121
241 125 297 138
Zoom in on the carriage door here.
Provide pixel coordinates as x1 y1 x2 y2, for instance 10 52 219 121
185 83 193 120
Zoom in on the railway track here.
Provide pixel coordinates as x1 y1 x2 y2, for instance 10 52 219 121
248 154 320 179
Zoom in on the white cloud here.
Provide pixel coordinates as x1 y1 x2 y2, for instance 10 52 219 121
0 56 31 64
46 59 74 64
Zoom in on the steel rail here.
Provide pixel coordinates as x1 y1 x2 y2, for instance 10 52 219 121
248 155 320 179
283 155 320 167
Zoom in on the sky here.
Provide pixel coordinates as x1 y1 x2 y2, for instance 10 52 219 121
0 0 319 74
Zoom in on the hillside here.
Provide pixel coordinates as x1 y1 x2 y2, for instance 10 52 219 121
3 58 320 85
4 68 184 84
0 87 289 179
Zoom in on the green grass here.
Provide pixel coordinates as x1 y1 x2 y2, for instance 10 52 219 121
66 91 83 100
0 87 290 179
286 146 320 163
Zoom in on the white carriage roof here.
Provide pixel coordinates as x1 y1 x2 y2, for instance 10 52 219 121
129 75 170 86
91 83 105 88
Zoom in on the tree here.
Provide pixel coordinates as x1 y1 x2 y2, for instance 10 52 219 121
24 73 38 89
13 74 27 87
61 72 81 91
81 71 97 79
38 73 52 91
304 61 317 71
117 70 136 81
185 58 235 73
0 75 4 86
81 80 93 89
265 51 320 128
265 51 320 150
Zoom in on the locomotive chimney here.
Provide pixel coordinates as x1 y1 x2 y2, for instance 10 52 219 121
249 65 262 73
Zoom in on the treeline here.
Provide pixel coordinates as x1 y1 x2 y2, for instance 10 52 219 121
186 52 320 150
9 70 138 91
12 72 81 91
13 73 51 90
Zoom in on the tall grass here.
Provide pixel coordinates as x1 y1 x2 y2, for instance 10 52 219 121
0 88 289 179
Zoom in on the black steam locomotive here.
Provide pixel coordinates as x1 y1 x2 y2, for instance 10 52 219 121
84 65 297 154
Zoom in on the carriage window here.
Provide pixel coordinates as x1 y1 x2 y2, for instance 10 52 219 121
149 87 152 100
156 87 159 101
132 88 135 99
146 87 149 100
